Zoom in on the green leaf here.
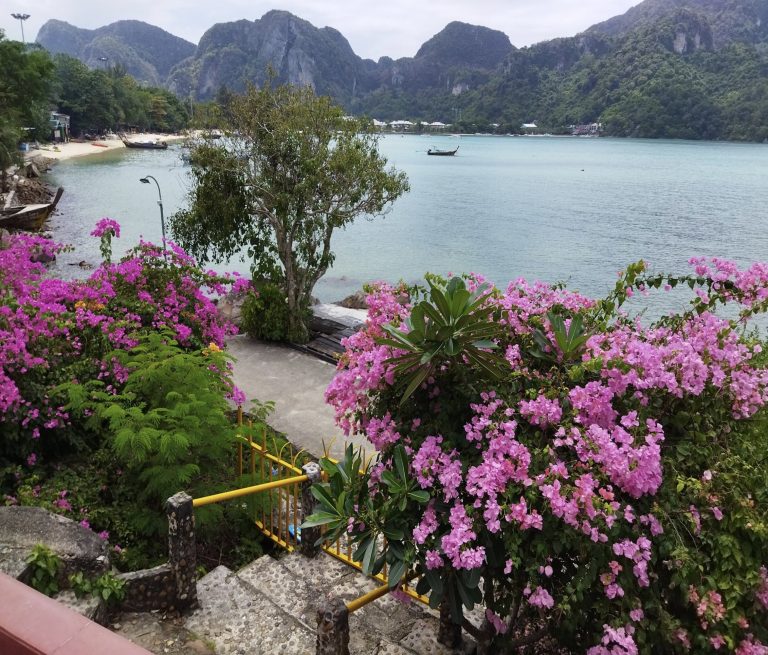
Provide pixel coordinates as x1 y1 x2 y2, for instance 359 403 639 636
407 489 430 504
310 484 338 511
381 470 402 491
449 288 471 318
430 285 452 320
388 558 407 588
394 445 408 482
471 339 497 350
362 537 377 575
382 525 404 541
424 569 444 596
353 535 373 562
399 366 431 405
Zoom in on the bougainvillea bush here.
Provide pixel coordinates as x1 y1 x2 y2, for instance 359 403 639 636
311 262 768 654
1 221 249 545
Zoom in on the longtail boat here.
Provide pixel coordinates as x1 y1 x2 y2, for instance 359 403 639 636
0 187 64 231
119 134 168 150
427 146 459 156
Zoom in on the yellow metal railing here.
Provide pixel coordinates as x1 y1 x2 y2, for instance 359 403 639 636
197 410 429 606
346 571 421 613
319 446 429 607
191 408 308 552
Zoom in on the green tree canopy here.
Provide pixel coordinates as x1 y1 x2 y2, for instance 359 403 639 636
0 31 54 183
171 80 410 341
51 54 189 135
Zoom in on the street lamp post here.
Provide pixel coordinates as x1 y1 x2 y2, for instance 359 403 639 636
11 13 30 45
139 175 167 261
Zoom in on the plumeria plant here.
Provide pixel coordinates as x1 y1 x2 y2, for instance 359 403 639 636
308 264 768 654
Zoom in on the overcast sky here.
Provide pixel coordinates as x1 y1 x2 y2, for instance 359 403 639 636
4 0 641 60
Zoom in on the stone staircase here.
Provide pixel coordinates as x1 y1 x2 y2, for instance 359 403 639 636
118 550 475 655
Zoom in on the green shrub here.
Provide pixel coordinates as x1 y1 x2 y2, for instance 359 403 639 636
26 544 61 596
69 570 125 605
241 284 311 343
56 330 237 538
241 286 290 342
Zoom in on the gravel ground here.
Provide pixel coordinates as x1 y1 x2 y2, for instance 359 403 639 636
113 611 216 654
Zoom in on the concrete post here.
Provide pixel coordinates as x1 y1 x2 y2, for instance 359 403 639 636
316 595 349 655
166 492 197 610
300 461 322 558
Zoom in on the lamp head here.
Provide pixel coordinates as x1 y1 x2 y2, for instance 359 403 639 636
139 177 149 184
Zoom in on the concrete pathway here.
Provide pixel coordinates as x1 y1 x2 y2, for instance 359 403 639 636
227 335 370 461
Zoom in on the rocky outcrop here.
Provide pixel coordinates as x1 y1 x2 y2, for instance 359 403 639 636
587 0 768 49
167 12 512 104
0 506 109 582
169 10 373 103
36 19 195 86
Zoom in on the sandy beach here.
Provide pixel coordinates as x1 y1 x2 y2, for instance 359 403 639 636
25 133 184 163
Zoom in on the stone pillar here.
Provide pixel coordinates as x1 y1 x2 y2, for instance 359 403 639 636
300 461 322 558
316 596 349 655
166 492 197 610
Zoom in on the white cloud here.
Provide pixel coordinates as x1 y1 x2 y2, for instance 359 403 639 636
1 0 640 60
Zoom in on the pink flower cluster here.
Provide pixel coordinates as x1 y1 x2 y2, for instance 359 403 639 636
0 224 248 443
90 218 121 238
587 625 638 655
325 265 768 653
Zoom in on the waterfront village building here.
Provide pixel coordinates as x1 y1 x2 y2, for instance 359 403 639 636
389 120 415 132
50 112 70 142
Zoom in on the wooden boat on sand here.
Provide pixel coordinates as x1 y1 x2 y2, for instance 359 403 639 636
427 146 459 156
119 135 168 150
0 187 64 231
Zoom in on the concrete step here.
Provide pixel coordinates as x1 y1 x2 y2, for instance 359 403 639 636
115 552 477 655
240 551 476 655
239 552 419 654
185 564 315 655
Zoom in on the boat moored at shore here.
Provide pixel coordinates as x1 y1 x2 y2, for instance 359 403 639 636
119 134 168 150
0 187 64 231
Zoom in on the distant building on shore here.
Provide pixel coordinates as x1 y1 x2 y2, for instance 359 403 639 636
50 112 70 142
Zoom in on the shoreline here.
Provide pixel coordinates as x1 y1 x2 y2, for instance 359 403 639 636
24 133 186 164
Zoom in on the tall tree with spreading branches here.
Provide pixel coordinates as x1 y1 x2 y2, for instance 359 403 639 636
171 80 409 341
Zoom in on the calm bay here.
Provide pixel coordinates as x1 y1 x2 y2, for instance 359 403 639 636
47 134 768 312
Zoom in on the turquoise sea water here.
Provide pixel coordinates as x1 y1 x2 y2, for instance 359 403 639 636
48 135 768 312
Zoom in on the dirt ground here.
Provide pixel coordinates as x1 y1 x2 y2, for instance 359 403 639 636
112 611 216 654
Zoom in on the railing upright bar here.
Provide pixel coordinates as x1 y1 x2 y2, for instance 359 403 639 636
249 420 256 476
237 406 243 477
293 481 299 548
266 425 274 536
277 466 284 543
259 424 265 529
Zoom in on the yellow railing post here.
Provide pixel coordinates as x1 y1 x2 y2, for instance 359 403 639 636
237 406 243 477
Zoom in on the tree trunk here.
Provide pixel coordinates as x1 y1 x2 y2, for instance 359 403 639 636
437 598 462 648
475 617 495 655
285 283 309 343
278 225 309 344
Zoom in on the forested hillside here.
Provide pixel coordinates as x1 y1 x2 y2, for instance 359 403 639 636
34 0 768 140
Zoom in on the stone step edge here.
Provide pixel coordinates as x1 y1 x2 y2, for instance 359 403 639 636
234 554 424 655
